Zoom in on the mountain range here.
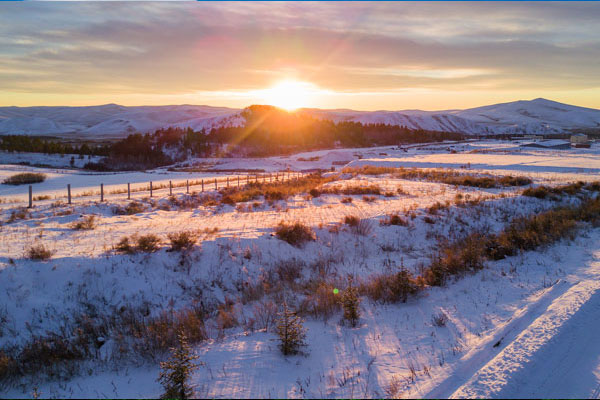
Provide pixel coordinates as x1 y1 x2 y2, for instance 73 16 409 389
0 98 599 138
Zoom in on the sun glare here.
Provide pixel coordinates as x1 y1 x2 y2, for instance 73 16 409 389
258 80 315 111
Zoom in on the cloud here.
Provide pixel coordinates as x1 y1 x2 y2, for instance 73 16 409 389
1 2 599 107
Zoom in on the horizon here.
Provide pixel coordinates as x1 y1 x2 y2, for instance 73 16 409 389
2 97 599 114
2 2 600 110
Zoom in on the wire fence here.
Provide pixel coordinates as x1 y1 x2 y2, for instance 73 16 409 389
18 171 305 208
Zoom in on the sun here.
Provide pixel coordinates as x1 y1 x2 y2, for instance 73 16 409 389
258 80 315 111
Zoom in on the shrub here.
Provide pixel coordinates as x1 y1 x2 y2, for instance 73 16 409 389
3 173 46 185
362 195 377 203
137 234 161 253
340 197 353 204
522 186 551 199
157 331 199 400
113 201 146 215
362 268 422 303
25 244 54 261
275 222 315 247
381 213 408 226
167 231 198 252
252 300 278 331
70 215 96 230
276 302 306 355
309 188 321 198
423 216 435 224
301 281 340 319
340 278 360 327
432 312 448 327
343 215 360 227
115 236 135 254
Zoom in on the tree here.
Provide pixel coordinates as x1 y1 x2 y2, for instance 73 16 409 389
157 331 199 399
341 276 361 327
276 301 306 355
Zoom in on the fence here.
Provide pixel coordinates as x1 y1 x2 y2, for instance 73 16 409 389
22 171 305 208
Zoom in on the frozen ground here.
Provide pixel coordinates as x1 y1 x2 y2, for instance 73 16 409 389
1 140 599 398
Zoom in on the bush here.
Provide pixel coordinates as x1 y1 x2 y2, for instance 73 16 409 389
115 236 134 254
276 302 306 355
70 215 97 230
113 201 146 215
340 197 353 204
158 331 199 400
168 231 198 252
137 234 161 253
25 244 54 261
380 213 408 226
3 173 46 185
275 222 315 247
301 281 340 319
343 215 360 227
309 188 321 198
362 268 422 303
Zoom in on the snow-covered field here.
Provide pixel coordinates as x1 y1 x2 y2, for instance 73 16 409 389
1 140 599 398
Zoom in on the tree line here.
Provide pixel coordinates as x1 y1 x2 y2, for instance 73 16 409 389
2 105 466 171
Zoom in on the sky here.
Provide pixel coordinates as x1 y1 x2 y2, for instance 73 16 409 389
1 1 600 111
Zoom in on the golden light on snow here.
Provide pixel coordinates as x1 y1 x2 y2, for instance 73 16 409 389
256 80 319 111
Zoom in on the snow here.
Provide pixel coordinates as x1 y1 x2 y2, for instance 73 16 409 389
2 98 600 138
1 140 600 398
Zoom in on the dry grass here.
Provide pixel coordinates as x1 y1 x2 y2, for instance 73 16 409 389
343 166 532 188
275 222 315 247
167 231 198 252
25 243 54 261
70 215 97 230
2 172 46 185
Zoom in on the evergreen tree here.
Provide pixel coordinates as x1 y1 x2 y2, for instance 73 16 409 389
341 276 361 327
157 331 199 399
276 301 306 355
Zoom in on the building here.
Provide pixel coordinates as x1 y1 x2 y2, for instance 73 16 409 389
570 133 591 148
521 140 571 150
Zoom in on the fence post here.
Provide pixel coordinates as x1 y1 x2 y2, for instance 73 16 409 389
67 184 71 205
201 179 204 192
214 178 217 190
150 181 153 197
28 185 32 208
237 175 240 187
100 183 104 202
186 180 189 194
227 176 229 187
127 183 130 200
169 180 172 196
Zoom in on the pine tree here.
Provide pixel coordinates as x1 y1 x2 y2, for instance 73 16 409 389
276 301 307 355
157 331 199 399
341 276 361 327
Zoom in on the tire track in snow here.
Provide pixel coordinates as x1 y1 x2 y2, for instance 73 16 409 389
448 261 600 399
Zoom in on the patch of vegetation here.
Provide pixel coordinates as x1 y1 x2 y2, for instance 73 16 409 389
113 201 146 215
343 166 533 188
275 222 315 247
218 174 335 205
167 231 198 252
25 243 54 261
70 215 97 230
2 173 46 185
115 234 161 254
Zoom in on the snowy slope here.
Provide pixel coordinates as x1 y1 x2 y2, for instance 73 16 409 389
0 104 242 138
0 98 599 137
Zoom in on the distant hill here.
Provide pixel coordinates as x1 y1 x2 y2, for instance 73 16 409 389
1 98 599 137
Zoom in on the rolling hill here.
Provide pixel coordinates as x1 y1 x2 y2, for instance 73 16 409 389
0 98 598 138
